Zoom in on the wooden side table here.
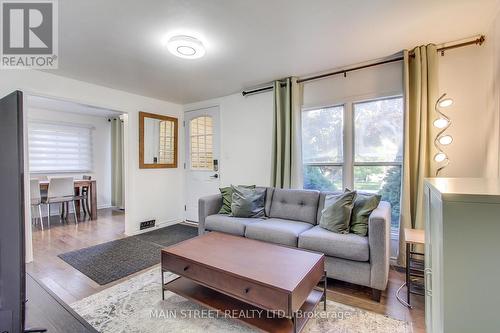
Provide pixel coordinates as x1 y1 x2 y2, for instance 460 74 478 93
396 228 425 308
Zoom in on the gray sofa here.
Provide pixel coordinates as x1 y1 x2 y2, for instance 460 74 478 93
198 187 391 301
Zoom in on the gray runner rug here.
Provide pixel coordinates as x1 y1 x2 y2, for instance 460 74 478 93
58 224 198 285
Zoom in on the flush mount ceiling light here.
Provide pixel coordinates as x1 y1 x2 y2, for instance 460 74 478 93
166 35 205 59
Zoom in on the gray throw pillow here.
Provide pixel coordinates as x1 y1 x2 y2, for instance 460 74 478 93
230 186 266 218
218 185 256 215
350 192 381 237
319 191 356 234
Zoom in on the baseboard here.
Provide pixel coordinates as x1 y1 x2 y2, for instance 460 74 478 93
182 220 198 227
125 218 184 236
97 204 112 210
41 203 112 216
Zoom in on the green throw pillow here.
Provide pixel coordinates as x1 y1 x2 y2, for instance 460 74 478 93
218 185 255 214
319 191 356 234
230 186 266 218
350 192 381 236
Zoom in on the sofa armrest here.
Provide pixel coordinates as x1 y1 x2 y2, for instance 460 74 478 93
368 201 391 291
198 194 223 235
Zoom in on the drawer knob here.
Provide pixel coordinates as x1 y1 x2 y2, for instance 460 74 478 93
244 287 251 294
183 265 189 271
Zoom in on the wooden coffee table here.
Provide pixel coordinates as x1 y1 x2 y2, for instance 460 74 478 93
161 232 326 333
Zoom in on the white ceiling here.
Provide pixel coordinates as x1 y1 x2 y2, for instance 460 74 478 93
50 0 498 104
27 95 123 118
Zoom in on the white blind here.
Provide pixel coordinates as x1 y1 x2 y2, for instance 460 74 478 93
28 121 93 173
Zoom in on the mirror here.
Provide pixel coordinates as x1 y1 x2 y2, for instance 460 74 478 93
139 111 178 168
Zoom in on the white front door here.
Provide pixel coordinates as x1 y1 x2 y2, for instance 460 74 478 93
184 106 221 222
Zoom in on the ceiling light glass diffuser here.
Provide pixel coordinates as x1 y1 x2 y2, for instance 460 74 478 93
434 152 447 163
438 135 453 145
438 98 454 108
167 35 205 59
433 118 449 129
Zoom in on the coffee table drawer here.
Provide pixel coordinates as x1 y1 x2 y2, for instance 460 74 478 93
163 254 289 312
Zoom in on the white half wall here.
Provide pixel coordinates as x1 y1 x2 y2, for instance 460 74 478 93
0 70 184 241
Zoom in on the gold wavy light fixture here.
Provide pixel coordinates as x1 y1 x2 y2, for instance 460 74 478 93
433 93 453 176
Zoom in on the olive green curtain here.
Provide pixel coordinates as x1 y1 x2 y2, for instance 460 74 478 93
271 77 302 189
398 45 439 266
111 117 124 209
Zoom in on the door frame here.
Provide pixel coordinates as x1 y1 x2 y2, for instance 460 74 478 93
22 91 129 263
184 105 221 222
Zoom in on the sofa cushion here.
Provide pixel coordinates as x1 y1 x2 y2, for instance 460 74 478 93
298 225 369 262
350 192 381 236
231 186 266 218
269 189 320 224
244 218 313 247
260 187 274 217
317 191 343 223
205 214 263 236
218 185 255 214
319 191 356 234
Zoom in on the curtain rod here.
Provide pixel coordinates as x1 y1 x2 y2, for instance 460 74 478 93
242 35 485 96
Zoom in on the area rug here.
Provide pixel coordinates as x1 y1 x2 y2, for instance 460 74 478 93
72 267 413 333
58 224 198 285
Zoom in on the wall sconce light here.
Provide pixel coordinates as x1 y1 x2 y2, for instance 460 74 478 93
433 93 453 176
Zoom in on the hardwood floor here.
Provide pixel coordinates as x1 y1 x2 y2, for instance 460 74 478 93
27 208 425 332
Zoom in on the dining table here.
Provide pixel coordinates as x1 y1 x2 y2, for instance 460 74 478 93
39 179 98 220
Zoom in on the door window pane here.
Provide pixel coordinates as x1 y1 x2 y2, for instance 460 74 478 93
303 165 342 192
190 116 214 170
354 166 402 231
302 106 344 163
354 98 403 163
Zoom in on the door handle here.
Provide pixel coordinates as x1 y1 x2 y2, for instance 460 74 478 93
210 174 219 179
424 268 432 296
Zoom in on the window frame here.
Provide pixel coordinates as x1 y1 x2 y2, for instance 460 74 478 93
302 93 404 239
351 95 403 239
301 104 345 184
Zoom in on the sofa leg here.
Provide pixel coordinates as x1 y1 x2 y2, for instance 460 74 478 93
371 288 382 302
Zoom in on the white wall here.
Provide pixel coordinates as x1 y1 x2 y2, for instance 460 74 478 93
437 40 495 177
184 61 403 190
0 70 184 245
185 92 274 187
484 7 500 178
27 108 113 209
303 60 403 108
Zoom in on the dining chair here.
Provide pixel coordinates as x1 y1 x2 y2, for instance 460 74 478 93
80 175 91 216
46 177 78 225
30 179 44 230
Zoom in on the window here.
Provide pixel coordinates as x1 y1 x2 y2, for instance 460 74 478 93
302 106 344 191
190 116 213 170
353 98 403 233
302 96 404 236
28 121 93 173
